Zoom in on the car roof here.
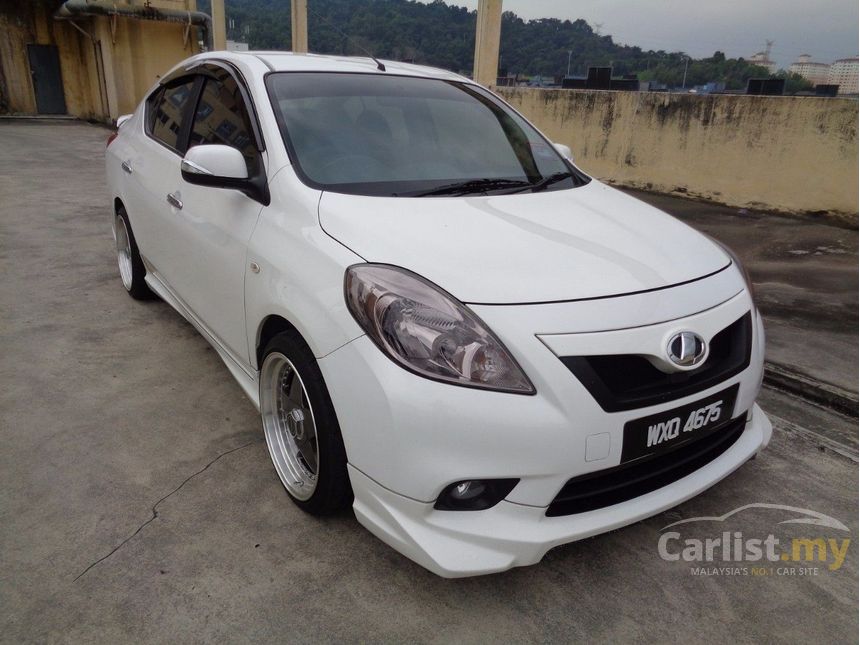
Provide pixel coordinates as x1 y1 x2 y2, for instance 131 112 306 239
193 50 471 83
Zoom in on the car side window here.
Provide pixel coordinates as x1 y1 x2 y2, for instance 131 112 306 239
188 73 258 173
145 87 163 134
149 78 196 152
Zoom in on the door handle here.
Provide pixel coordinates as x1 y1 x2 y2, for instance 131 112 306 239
166 192 183 210
121 160 133 174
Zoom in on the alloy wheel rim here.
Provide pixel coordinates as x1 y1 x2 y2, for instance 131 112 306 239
115 215 133 290
260 352 319 500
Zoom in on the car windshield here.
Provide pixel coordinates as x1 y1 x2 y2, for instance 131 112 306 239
266 72 588 197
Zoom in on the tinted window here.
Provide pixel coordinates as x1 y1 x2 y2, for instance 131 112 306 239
145 88 163 133
266 72 587 196
149 79 196 151
189 71 258 171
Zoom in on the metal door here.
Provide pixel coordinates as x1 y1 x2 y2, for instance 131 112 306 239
26 44 67 114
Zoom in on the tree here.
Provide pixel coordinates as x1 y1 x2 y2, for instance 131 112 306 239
210 0 799 89
773 70 815 94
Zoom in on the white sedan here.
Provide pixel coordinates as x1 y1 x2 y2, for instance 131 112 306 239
105 51 771 577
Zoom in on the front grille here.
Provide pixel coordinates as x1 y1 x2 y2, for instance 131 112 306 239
560 312 752 412
545 416 746 517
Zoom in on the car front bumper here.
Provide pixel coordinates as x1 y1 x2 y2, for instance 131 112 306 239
348 404 770 577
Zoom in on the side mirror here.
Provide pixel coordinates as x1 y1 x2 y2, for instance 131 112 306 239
553 142 574 162
181 144 270 205
182 144 249 181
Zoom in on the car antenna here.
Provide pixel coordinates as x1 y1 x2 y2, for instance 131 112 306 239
305 5 386 71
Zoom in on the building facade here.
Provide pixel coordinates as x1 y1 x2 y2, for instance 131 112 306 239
789 54 832 87
0 0 205 122
828 57 858 95
747 51 777 74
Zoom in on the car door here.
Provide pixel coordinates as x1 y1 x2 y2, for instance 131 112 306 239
128 76 200 287
166 65 266 370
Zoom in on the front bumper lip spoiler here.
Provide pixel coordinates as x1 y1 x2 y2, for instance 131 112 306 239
348 404 773 578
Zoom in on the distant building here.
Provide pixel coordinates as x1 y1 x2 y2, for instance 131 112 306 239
828 58 858 95
747 78 785 96
641 81 668 92
814 85 840 97
527 75 557 88
747 51 777 74
692 81 726 94
561 67 639 91
789 55 831 86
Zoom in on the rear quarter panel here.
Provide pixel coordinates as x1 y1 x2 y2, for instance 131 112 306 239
105 111 138 215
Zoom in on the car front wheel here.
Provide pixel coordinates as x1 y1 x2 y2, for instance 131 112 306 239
259 330 352 515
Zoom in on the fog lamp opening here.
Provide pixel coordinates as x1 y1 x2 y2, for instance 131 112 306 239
434 478 519 511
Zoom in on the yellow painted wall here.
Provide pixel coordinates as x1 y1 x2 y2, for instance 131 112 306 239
497 87 859 220
0 1 101 116
93 15 198 118
0 0 199 121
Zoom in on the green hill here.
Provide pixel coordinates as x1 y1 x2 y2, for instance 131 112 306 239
202 0 804 90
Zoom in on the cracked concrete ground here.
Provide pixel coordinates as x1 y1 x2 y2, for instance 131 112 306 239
1 121 857 643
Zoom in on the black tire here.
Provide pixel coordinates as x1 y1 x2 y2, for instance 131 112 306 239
115 205 154 300
261 330 352 515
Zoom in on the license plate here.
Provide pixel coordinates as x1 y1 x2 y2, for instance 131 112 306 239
620 385 739 463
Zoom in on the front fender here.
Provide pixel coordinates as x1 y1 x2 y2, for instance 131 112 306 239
244 167 365 367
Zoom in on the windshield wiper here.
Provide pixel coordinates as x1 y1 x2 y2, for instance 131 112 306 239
507 171 573 194
413 178 533 197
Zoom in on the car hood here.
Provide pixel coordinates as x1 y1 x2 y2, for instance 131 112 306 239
318 181 730 304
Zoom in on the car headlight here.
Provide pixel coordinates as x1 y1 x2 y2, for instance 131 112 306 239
344 264 535 394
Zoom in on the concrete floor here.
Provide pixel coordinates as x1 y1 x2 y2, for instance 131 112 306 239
1 121 857 643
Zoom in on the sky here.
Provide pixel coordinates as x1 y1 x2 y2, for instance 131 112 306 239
426 0 859 69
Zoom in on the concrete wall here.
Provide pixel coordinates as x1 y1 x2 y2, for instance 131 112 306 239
0 0 199 121
497 87 859 220
0 1 100 117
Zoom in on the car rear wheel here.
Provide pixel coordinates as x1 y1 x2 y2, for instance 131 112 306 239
260 331 352 515
114 206 152 300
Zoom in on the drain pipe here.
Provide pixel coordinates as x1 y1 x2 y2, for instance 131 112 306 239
55 0 213 50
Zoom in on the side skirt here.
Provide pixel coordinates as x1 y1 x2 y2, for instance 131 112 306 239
143 265 261 410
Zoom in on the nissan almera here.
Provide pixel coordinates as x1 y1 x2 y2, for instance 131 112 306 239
105 51 771 577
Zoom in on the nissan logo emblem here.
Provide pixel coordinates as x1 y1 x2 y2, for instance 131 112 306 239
667 331 707 367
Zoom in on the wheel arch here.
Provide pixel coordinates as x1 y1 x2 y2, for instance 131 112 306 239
255 314 303 368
